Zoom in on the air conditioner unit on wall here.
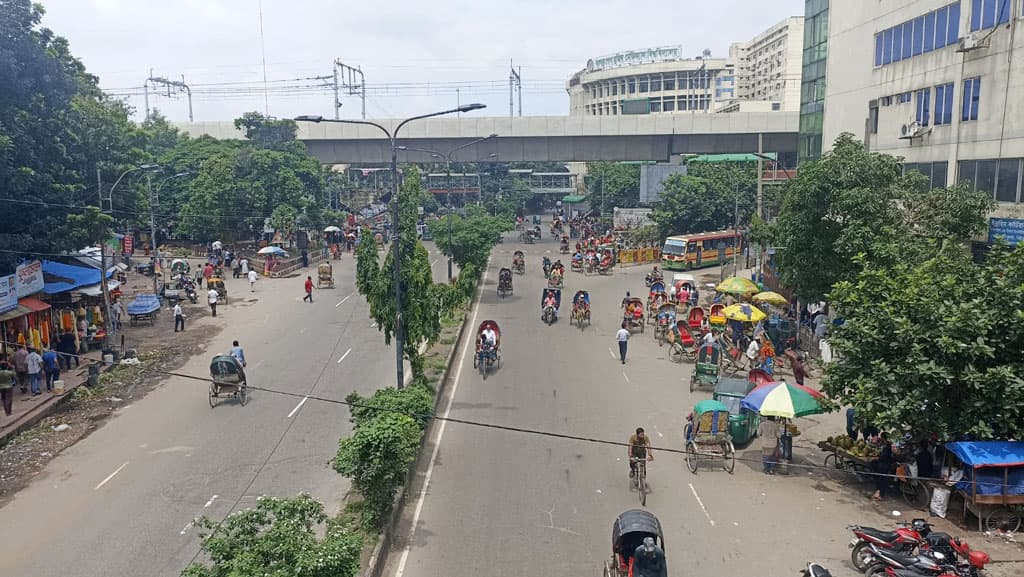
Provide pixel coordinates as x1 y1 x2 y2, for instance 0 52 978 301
899 120 931 140
957 33 989 52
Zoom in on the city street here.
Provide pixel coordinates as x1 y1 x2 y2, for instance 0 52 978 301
381 236 1017 577
0 246 449 577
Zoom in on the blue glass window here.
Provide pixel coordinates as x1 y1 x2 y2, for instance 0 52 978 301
916 88 931 126
934 83 954 125
962 77 981 121
924 12 936 52
875 34 884 66
983 0 996 29
902 22 914 55
998 0 1011 24
883 28 893 64
893 25 904 61
971 0 983 31
948 2 961 42
913 17 924 55
936 7 949 47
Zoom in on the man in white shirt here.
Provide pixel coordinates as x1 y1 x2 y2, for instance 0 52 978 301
208 288 219 317
26 348 44 396
701 330 717 346
173 302 185 332
482 327 497 347
616 322 630 364
247 269 258 292
745 337 761 370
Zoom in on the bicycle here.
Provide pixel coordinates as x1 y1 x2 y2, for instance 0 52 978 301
631 457 651 506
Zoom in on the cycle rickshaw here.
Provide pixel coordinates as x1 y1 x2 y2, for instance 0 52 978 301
571 290 591 330
497 267 513 298
683 399 736 474
209 354 248 407
512 250 525 275
473 320 501 379
603 510 667 577
542 289 561 325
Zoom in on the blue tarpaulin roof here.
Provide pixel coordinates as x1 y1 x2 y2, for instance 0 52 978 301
41 260 113 295
947 441 1024 468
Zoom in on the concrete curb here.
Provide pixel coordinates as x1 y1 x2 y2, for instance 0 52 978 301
362 280 478 577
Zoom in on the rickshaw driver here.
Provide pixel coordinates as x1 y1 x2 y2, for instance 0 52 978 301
627 427 654 478
543 291 558 315
481 326 497 361
229 340 247 367
633 537 667 577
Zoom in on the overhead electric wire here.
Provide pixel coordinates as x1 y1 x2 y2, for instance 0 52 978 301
1 336 1017 491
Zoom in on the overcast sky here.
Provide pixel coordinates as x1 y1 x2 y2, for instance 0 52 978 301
39 0 805 122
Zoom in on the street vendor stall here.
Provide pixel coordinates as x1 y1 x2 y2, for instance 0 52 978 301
946 441 1024 533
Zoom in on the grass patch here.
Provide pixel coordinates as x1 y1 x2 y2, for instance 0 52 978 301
439 336 455 345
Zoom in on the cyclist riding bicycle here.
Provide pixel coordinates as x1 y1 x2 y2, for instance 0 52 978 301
628 427 654 478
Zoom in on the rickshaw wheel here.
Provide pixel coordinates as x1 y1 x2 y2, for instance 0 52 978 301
670 344 684 364
239 384 248 406
723 440 736 474
208 384 217 408
472 352 478 368
688 373 696 391
685 440 698 473
986 508 1022 533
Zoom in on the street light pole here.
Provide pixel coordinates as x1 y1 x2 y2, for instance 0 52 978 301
296 104 486 389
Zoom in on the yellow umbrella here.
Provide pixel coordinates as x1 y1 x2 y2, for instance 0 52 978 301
716 276 759 296
722 303 767 323
753 291 788 306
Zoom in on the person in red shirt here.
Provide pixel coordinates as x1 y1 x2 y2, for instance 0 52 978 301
303 276 315 302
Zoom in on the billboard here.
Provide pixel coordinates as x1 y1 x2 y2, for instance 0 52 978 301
587 46 683 72
613 208 654 229
0 275 17 314
639 164 688 204
988 218 1024 245
15 260 44 297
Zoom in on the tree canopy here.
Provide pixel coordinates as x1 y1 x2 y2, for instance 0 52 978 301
586 162 640 211
650 161 756 237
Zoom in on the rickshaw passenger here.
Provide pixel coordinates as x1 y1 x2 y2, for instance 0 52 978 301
627 427 654 477
633 537 667 577
478 334 495 362
543 291 557 310
632 304 643 321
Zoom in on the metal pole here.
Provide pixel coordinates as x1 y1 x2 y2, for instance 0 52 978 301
97 169 115 349
147 174 159 295
447 158 453 281
509 61 514 118
333 65 340 120
517 66 522 116
733 186 740 276
390 138 404 388
143 79 150 122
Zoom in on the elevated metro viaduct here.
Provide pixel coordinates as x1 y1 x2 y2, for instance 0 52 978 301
177 112 798 164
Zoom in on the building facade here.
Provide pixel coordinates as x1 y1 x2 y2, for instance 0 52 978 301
566 46 735 116
799 0 830 163
730 16 805 111
822 0 1024 219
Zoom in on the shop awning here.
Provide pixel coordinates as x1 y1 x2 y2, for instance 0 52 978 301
562 195 589 203
0 297 51 322
41 260 114 295
76 280 121 297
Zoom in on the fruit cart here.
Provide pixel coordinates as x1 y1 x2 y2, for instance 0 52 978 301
946 441 1024 533
818 437 878 484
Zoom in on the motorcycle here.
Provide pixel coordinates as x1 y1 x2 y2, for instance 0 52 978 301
177 276 198 304
863 539 989 577
542 257 552 279
799 562 833 577
849 519 933 571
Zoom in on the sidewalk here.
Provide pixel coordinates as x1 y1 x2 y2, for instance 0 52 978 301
0 349 103 446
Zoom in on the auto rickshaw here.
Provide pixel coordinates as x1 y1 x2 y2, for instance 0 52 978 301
317 261 335 288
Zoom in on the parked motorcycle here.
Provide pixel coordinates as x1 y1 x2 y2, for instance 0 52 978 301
863 539 989 577
799 561 833 577
848 519 933 571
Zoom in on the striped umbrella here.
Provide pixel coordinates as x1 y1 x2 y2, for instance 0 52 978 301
741 381 825 419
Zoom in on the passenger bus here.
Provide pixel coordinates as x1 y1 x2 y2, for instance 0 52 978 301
660 230 743 271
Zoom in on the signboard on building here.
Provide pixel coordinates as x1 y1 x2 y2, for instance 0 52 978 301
988 218 1024 245
0 275 17 314
587 45 683 72
613 208 655 229
123 233 134 255
15 260 44 297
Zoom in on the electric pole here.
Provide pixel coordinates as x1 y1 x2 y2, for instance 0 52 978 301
144 71 194 122
509 61 521 117
335 60 366 119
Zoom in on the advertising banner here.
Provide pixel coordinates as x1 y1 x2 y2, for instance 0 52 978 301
15 260 44 297
0 275 17 314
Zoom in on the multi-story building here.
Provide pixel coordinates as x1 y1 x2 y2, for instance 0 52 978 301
799 0 830 163
822 0 1024 221
730 16 805 111
566 46 734 116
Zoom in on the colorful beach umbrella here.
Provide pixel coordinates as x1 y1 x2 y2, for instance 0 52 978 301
716 276 759 296
752 291 788 306
722 303 767 323
741 381 825 419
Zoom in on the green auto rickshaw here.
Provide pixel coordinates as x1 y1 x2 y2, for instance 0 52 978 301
712 377 761 446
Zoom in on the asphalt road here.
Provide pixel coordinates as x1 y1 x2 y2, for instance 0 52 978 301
0 245 449 577
381 235 891 577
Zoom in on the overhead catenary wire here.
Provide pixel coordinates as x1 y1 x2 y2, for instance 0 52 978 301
1 337 1017 491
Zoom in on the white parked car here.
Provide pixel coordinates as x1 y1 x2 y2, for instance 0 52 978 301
668 273 697 299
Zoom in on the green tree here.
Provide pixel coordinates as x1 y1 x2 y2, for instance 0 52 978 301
63 207 114 251
345 384 434 430
234 111 299 151
772 133 993 300
269 204 299 241
181 494 362 577
650 162 755 237
332 413 422 528
427 210 512 272
586 161 640 211
825 243 1024 440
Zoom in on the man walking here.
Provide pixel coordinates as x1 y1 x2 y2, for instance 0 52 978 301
58 332 78 370
26 348 43 396
303 275 315 303
0 359 15 418
42 348 60 392
174 302 185 332
616 321 630 364
758 416 781 474
208 286 219 317
13 345 29 394
248 268 258 292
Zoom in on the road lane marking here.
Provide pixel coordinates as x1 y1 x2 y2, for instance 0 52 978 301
299 328 306 334
337 348 352 364
431 257 439 266
180 495 219 534
286 397 309 418
335 294 353 307
688 483 715 526
370 321 377 328
395 257 489 577
262 314 270 325
608 348 615 359
622 372 630 384
254 359 265 368
94 462 129 490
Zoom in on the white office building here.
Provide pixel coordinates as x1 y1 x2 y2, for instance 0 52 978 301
822 0 1024 224
566 46 735 116
730 16 805 111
